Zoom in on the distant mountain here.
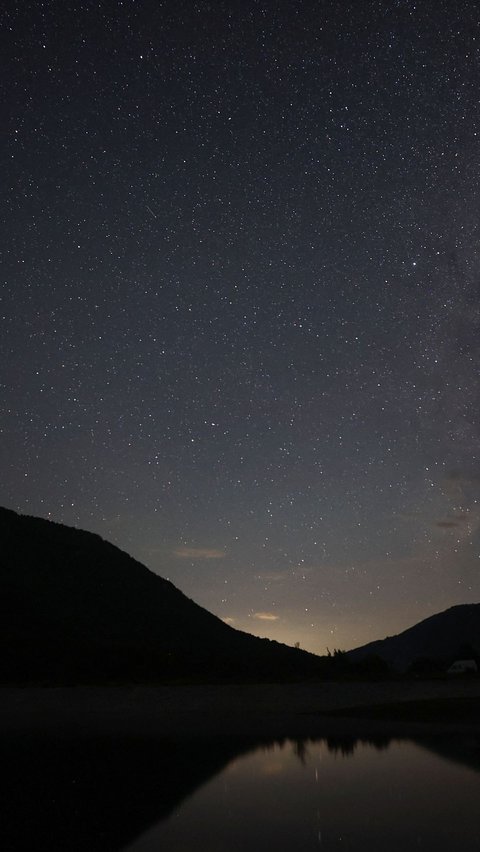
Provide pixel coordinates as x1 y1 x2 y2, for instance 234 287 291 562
0 507 323 684
347 604 480 672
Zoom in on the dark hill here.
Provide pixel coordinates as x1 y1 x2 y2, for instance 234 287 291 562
0 507 323 684
347 604 480 672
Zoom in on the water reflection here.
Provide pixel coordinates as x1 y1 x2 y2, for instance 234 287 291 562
126 736 480 852
2 731 480 851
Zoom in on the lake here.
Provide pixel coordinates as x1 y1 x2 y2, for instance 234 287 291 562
2 727 480 850
125 736 480 851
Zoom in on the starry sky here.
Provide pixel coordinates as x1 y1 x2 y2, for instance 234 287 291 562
2 0 480 654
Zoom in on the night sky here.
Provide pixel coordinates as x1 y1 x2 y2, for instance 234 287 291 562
2 0 480 654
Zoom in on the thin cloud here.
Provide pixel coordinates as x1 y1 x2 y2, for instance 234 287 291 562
253 611 279 621
221 616 236 625
173 547 225 559
435 513 474 530
255 571 286 583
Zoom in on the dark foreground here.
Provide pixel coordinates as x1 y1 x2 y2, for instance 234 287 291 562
2 680 480 852
3 679 480 738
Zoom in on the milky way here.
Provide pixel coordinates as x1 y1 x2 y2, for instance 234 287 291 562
2 0 480 652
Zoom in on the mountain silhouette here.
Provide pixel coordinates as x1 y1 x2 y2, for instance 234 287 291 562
0 506 323 683
347 604 480 671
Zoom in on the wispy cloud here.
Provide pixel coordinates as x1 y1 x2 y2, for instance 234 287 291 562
435 509 480 538
221 616 235 625
255 571 286 583
253 611 279 621
173 547 225 559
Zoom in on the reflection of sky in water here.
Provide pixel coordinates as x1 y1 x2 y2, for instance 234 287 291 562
126 739 480 851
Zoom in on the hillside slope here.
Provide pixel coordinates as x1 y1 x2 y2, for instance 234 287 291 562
347 604 480 671
0 507 323 683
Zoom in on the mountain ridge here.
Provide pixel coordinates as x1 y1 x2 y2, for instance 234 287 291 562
2 506 479 681
0 506 323 683
347 603 480 671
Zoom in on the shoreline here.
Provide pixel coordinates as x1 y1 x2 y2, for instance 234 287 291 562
2 679 480 740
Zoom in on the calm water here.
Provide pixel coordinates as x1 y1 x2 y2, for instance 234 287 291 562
125 737 480 852
2 731 480 850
